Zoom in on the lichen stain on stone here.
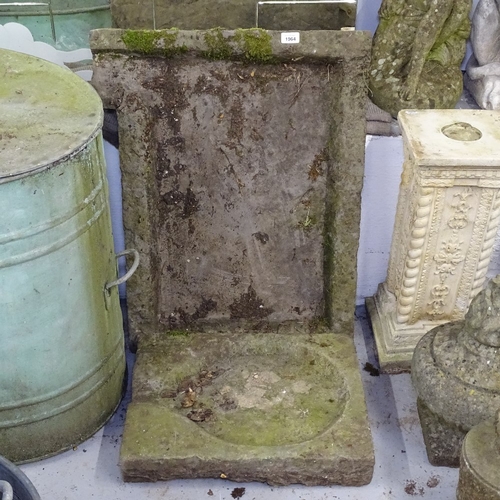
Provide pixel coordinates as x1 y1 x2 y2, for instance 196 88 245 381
183 187 200 218
121 29 188 57
252 232 269 244
228 98 245 143
162 183 199 219
169 298 218 328
307 149 329 181
193 73 229 107
229 285 273 319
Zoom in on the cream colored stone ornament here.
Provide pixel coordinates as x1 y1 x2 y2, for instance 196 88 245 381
367 109 500 373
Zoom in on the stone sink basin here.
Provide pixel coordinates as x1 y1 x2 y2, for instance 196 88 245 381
121 332 373 486
90 28 374 487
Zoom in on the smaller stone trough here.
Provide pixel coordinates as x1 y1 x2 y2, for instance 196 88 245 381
91 28 373 486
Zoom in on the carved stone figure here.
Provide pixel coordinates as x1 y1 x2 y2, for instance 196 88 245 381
369 0 472 117
465 0 500 109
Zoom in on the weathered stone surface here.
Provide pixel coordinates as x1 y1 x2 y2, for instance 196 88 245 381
412 276 500 467
457 411 500 500
369 0 471 117
120 332 374 485
91 29 370 346
465 0 500 110
110 0 356 31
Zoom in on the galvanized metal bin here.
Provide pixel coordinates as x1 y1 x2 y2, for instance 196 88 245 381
0 48 132 463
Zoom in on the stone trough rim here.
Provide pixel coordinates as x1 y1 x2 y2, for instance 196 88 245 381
90 27 371 64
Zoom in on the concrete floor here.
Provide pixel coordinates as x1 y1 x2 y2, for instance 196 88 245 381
20 307 459 499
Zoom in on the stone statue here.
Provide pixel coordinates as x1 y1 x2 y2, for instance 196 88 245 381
369 0 472 117
465 0 500 109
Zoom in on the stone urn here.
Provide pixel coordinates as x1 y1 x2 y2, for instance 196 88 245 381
412 276 500 467
457 409 500 499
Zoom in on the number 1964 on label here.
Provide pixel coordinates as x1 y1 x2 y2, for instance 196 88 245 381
281 32 300 44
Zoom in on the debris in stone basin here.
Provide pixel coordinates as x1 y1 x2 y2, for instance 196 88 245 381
187 408 215 422
177 368 225 396
181 388 197 408
177 376 198 394
213 387 238 411
160 388 177 398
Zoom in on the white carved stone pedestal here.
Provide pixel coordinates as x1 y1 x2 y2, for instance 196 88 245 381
366 109 500 373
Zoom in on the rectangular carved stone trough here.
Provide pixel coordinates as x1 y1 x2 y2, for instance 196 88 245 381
91 28 373 486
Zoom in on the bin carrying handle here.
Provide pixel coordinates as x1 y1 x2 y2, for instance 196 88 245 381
0 480 13 500
105 249 140 291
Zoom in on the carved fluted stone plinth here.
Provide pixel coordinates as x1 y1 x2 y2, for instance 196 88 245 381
367 110 500 373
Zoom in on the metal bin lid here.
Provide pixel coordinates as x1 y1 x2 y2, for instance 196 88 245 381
0 48 103 181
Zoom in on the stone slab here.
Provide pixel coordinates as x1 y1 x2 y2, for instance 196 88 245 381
91 29 370 346
120 332 374 486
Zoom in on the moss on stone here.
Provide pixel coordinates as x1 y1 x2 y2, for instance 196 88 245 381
166 329 191 337
203 28 234 60
121 29 188 57
234 28 274 63
309 316 329 333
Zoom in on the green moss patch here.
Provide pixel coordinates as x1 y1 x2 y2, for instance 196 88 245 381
166 329 191 337
121 29 188 57
203 28 234 60
234 28 274 63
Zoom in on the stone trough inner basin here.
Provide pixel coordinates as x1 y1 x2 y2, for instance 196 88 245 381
135 334 350 448
90 28 374 486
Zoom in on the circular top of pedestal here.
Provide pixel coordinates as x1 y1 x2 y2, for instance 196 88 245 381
462 418 500 490
0 48 103 181
398 109 500 167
